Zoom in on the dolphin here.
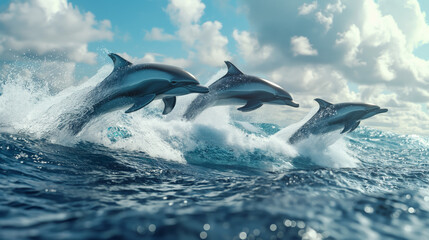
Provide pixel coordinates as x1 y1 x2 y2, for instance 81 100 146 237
288 98 388 144
60 53 208 134
183 61 299 120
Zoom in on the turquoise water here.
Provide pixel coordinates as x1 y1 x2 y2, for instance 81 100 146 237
1 65 429 240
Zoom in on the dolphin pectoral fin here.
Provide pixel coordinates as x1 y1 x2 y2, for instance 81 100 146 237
237 101 263 112
341 121 359 134
348 121 360 133
125 94 156 113
162 97 176 115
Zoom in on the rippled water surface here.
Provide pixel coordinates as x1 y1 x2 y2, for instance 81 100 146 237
1 65 429 240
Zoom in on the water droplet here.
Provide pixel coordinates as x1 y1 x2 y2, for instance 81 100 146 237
200 231 207 239
136 225 144 234
148 224 156 232
239 232 247 240
253 229 260 236
203 224 210 231
269 224 277 231
284 219 292 227
408 207 415 214
404 225 412 232
364 205 374 214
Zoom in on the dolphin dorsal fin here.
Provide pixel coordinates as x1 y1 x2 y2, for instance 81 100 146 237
109 53 132 69
224 61 244 76
314 98 333 109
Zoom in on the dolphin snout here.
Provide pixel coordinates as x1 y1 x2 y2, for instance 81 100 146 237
377 108 388 113
362 106 388 119
286 101 299 108
369 106 388 114
278 94 299 108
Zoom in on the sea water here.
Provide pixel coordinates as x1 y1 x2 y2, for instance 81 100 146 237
0 64 428 240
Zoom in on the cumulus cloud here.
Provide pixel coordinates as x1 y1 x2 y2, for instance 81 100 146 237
144 27 175 41
0 0 113 64
290 36 318 56
235 0 429 135
165 0 230 66
298 2 318 15
232 30 273 62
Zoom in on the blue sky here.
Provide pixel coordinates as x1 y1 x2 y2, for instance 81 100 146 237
1 0 429 134
70 0 429 63
70 0 429 64
68 0 250 77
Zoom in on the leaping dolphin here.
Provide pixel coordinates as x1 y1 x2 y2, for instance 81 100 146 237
183 61 299 120
60 53 209 134
288 98 388 144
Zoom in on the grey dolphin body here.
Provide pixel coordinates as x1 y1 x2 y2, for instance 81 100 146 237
183 61 299 120
61 53 208 134
288 98 388 144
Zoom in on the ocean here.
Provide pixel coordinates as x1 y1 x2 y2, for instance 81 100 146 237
1 65 428 240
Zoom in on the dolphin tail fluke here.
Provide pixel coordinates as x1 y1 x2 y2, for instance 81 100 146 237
237 100 263 112
162 97 176 115
125 94 156 113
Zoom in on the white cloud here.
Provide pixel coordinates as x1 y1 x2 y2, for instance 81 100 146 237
326 0 346 13
166 0 231 66
335 24 366 67
378 0 429 50
315 11 333 30
290 36 318 56
235 0 429 135
166 0 205 25
298 1 318 15
0 0 113 64
144 27 175 41
375 52 396 81
35 0 68 20
232 30 273 62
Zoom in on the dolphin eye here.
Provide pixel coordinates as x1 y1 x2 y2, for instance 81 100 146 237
171 80 178 84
